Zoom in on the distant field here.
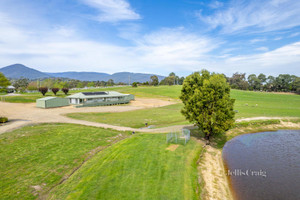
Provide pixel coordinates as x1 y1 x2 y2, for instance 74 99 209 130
0 123 129 199
231 90 300 118
67 89 300 128
48 133 202 200
1 85 181 103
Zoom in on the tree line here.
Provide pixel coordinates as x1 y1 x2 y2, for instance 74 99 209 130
1 71 299 94
226 72 299 94
6 77 118 93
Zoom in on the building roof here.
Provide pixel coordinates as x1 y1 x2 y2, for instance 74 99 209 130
66 91 130 99
37 97 57 101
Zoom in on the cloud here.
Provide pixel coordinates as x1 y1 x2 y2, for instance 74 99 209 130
0 20 220 75
255 47 269 51
81 0 141 22
274 37 282 40
250 38 266 43
133 28 220 70
208 1 224 9
289 32 300 37
196 0 300 33
223 42 300 75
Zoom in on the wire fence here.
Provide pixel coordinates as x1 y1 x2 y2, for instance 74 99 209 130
166 129 191 145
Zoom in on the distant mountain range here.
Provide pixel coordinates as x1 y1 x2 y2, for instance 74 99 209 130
0 64 165 83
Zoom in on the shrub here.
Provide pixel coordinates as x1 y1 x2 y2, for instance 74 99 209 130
62 88 69 95
27 82 38 91
132 82 138 87
51 88 59 95
38 87 48 96
0 117 8 123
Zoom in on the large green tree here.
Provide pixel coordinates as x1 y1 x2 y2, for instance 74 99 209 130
248 74 261 90
180 70 235 142
0 73 11 93
150 75 159 86
229 72 249 90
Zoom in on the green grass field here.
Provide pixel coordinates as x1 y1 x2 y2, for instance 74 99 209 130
231 90 300 118
67 103 189 128
67 89 300 128
1 85 182 103
48 133 202 200
0 124 130 199
0 124 202 200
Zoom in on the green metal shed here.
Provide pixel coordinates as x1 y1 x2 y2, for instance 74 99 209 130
36 97 69 108
66 91 135 107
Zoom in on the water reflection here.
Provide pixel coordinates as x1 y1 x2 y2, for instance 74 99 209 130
222 130 300 200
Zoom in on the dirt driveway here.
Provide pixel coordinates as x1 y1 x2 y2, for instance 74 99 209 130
0 98 177 134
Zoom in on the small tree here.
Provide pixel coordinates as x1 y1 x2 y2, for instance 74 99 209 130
27 82 38 91
107 79 114 86
39 87 48 96
180 70 235 143
51 88 59 95
62 88 69 95
132 82 138 87
12 78 29 92
0 73 10 93
150 75 159 86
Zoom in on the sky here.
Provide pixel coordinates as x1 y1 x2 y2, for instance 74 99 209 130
0 0 300 76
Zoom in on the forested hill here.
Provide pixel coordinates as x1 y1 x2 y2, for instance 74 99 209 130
0 64 165 83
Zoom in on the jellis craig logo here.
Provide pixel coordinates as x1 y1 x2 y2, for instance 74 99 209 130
226 169 267 178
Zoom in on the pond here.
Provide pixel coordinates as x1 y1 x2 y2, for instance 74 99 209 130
222 130 300 200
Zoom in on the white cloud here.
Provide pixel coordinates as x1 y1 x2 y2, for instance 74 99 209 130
289 32 300 38
223 42 300 75
250 38 266 43
274 37 282 40
82 0 141 22
133 28 220 70
208 1 224 9
255 47 269 51
0 21 220 75
196 0 300 33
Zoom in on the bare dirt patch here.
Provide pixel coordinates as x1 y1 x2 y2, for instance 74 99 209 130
236 116 297 122
200 145 232 200
31 185 42 191
0 98 175 134
130 98 176 107
166 144 179 151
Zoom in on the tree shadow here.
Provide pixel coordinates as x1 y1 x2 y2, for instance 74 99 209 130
190 128 228 149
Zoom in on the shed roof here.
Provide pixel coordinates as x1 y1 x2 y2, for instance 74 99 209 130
37 97 57 101
67 91 129 99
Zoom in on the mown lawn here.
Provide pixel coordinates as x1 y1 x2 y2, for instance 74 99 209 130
67 103 189 128
48 133 202 200
67 89 300 128
0 123 129 200
231 90 300 118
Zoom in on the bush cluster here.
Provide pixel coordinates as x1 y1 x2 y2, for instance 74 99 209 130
0 117 8 123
